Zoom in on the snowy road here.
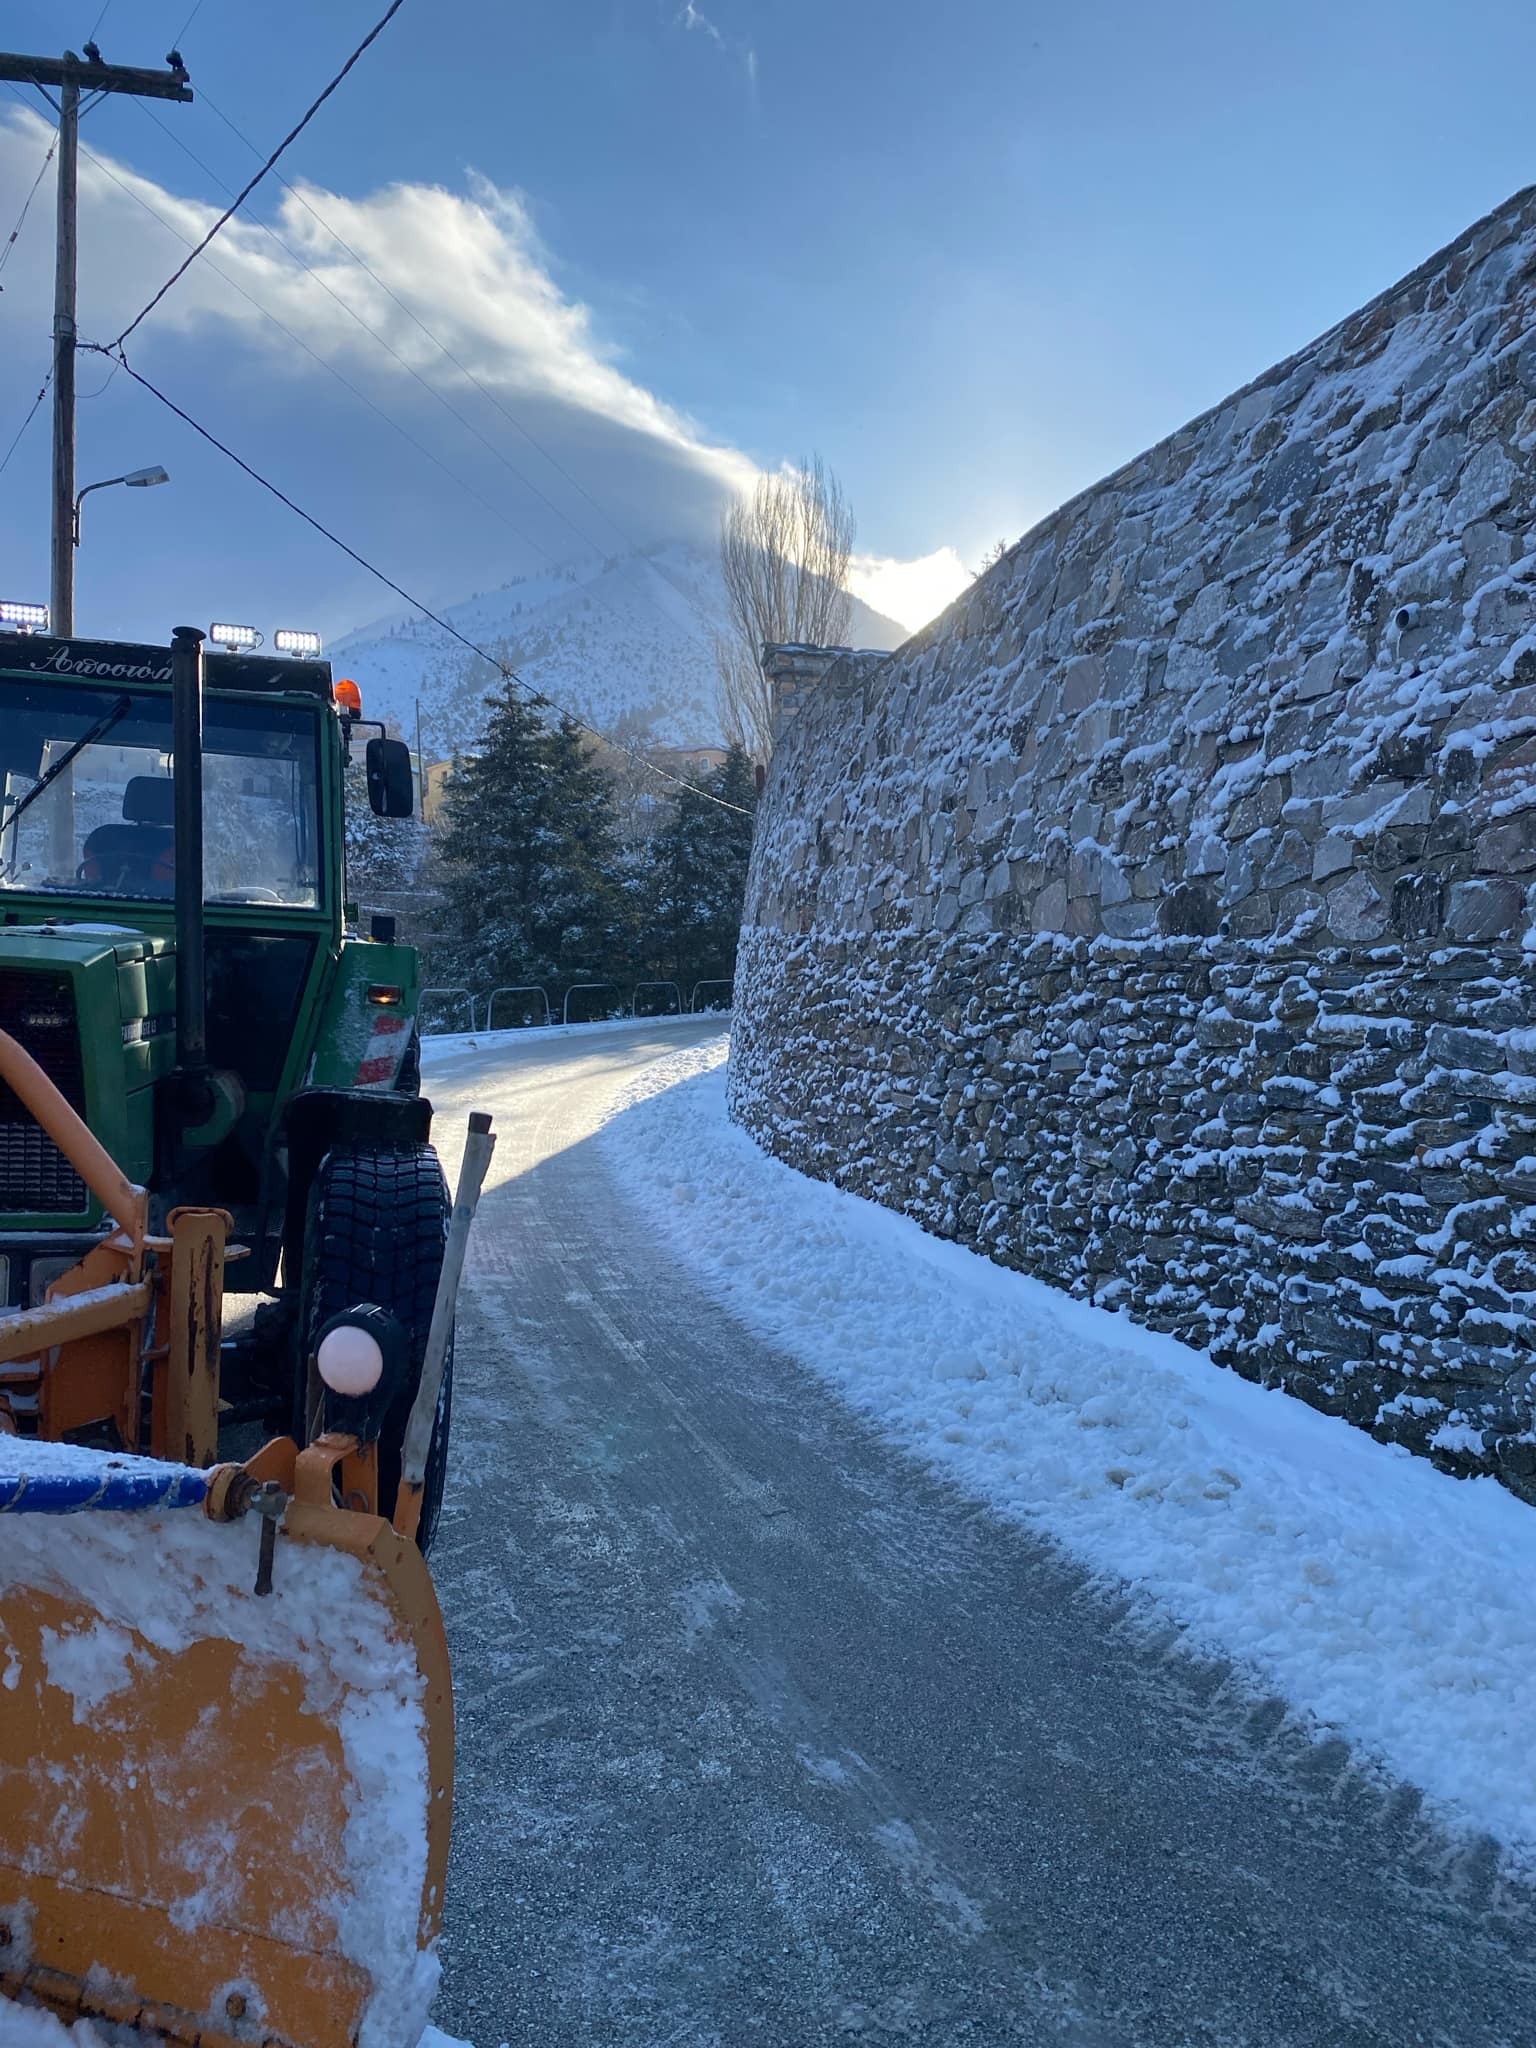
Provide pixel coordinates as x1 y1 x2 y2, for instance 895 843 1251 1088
423 1021 1536 2048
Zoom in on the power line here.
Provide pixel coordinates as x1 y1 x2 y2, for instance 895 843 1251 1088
0 367 50 480
138 95 733 672
198 86 642 564
84 95 730 726
0 122 56 277
169 0 209 46
77 353 120 399
13 68 737 736
113 0 407 349
194 87 742 649
91 352 753 816
129 95 585 564
76 132 550 556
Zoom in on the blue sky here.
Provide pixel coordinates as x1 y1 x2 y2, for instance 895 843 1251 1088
1 0 1534 644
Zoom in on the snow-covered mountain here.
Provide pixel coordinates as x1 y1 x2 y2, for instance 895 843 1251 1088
330 540 908 760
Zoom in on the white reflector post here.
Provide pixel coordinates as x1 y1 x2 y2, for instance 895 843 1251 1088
274 628 322 656
0 601 49 633
208 622 261 651
393 1111 495 1544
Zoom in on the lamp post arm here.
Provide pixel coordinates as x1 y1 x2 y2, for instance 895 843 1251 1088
72 474 127 548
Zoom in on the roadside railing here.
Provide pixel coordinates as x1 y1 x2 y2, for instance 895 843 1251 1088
690 979 733 1013
485 984 552 1030
563 981 627 1025
420 986 477 1033
633 980 683 1018
419 981 736 1035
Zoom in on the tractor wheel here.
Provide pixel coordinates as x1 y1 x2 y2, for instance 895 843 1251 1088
297 1143 453 1552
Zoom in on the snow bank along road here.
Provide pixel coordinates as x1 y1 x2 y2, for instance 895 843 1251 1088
424 1022 1536 2048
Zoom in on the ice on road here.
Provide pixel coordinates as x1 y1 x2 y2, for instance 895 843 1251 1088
603 1036 1536 1868
424 1020 1536 2048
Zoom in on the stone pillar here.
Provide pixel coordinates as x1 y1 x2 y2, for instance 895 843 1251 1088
760 644 850 745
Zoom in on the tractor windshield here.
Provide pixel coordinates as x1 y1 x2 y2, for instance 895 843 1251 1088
0 677 322 906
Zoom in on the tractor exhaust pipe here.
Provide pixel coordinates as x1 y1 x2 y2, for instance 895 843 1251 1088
171 625 212 1123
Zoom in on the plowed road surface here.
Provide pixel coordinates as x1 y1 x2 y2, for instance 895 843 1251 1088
424 1021 1536 2048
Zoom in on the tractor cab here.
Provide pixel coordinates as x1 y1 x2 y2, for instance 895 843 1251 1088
1 672 323 906
0 626 450 1538
0 620 484 2048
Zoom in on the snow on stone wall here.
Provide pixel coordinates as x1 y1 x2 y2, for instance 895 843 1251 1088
731 186 1536 1499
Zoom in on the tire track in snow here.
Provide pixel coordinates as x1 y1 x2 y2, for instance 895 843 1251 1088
424 1024 1536 2048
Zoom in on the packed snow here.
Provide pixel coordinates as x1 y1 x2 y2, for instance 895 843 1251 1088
0 2006 110 2047
601 1034 1536 1867
331 538 905 759
0 1491 437 2048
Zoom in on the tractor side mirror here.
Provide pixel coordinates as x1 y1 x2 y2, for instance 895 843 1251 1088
366 736 414 818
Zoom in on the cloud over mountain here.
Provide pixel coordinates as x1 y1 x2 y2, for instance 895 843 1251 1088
0 107 964 642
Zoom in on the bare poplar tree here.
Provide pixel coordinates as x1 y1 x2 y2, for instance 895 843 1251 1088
717 454 855 759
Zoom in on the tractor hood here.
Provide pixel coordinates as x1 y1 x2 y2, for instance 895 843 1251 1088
0 921 164 964
0 924 176 1042
0 924 175 1230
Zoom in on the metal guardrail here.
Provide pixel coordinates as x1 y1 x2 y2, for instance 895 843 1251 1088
633 980 683 1018
563 981 626 1025
690 979 734 1013
420 986 477 1033
485 984 552 1030
423 982 730 1034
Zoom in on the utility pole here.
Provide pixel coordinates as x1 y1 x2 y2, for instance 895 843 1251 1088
51 76 77 641
0 48 193 637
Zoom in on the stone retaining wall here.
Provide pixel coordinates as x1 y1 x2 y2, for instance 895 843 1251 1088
731 187 1536 1496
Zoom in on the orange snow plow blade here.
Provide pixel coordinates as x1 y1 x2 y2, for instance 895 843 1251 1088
0 1440 453 2048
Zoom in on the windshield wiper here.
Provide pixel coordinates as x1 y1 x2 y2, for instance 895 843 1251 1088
1 693 135 852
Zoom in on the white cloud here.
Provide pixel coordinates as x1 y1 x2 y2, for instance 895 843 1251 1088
0 106 961 640
848 546 971 633
676 1 724 44
0 105 754 501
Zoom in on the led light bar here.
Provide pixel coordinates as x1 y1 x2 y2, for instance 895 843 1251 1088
0 600 49 634
208 621 262 651
273 627 322 656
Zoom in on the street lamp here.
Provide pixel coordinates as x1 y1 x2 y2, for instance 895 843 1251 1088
72 465 170 546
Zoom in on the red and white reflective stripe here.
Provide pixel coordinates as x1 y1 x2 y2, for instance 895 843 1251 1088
355 1010 410 1088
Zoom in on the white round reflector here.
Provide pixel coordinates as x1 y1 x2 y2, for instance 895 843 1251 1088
316 1324 385 1396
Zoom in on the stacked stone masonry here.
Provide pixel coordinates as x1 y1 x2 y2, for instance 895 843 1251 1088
732 187 1536 1498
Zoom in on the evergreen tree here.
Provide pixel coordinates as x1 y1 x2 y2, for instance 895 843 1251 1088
539 716 626 977
640 745 758 1000
437 689 625 1003
343 750 427 908
691 743 760 988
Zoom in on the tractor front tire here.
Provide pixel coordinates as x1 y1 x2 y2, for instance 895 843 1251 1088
298 1143 454 1552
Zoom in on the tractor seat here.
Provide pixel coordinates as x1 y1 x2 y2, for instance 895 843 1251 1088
80 776 176 895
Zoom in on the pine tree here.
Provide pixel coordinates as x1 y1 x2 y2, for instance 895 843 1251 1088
640 745 758 1001
437 692 626 1007
534 717 628 1001
343 751 427 908
690 744 758 990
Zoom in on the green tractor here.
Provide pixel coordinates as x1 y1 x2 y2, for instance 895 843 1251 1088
0 622 454 1545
